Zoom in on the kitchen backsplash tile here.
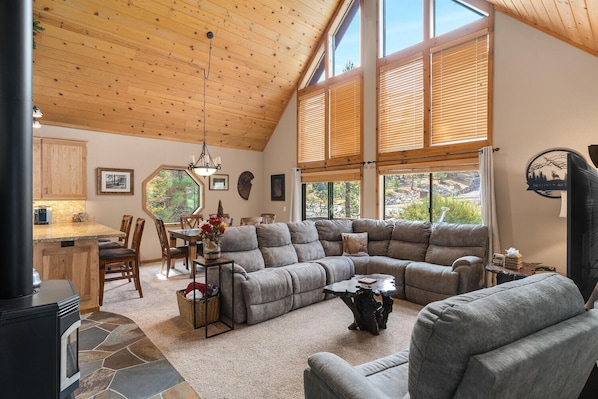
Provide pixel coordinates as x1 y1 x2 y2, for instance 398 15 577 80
33 200 85 224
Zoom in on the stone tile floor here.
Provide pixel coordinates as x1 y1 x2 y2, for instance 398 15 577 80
75 311 200 399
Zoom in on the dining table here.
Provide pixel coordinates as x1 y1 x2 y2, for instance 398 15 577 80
169 227 201 276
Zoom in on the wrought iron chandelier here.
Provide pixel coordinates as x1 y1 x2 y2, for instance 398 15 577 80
188 31 221 177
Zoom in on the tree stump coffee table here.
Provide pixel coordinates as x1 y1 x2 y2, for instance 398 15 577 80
324 274 396 335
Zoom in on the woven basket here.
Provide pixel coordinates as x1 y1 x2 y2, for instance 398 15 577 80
176 290 220 328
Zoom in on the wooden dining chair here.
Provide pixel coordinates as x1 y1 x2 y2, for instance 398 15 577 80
180 214 203 254
260 213 276 224
99 217 145 306
180 214 204 229
155 218 189 278
99 214 133 249
240 216 263 225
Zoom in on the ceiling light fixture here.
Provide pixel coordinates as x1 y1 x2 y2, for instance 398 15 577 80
188 31 221 177
32 105 43 128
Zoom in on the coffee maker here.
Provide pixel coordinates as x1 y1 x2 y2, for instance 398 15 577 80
34 206 52 225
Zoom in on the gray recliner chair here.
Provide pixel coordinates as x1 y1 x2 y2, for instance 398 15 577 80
304 273 598 399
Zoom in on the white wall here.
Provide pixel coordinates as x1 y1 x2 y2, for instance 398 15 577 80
261 95 297 222
36 125 264 261
492 13 598 272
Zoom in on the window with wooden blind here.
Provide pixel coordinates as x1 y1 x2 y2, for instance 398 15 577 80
297 0 363 169
379 55 424 153
302 168 362 220
298 89 326 164
329 76 361 160
378 0 492 165
431 33 489 146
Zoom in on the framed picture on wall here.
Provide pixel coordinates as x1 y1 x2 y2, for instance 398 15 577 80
271 174 285 201
97 168 134 195
209 174 229 191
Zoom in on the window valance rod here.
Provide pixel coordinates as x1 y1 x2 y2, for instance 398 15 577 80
298 147 500 172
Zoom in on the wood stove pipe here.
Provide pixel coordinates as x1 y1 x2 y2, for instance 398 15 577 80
0 0 34 299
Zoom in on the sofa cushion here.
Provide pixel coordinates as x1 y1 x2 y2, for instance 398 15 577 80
315 256 356 285
315 219 354 256
387 220 431 262
341 232 368 256
287 221 326 262
366 256 410 299
408 273 585 398
425 223 488 266
220 225 265 273
352 219 394 256
256 223 299 268
283 262 327 310
404 262 459 304
241 268 293 324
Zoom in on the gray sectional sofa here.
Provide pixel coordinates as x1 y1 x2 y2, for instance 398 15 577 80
219 219 488 324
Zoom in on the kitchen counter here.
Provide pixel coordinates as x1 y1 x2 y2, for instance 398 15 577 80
33 222 125 313
33 221 124 243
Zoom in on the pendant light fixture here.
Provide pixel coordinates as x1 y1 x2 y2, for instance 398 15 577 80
188 31 221 177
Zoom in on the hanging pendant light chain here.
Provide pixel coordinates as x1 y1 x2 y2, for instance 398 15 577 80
188 31 221 176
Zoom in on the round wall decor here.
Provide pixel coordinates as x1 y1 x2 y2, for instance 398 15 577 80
525 148 581 198
237 171 254 200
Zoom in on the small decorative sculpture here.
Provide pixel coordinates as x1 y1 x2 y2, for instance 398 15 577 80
217 200 224 217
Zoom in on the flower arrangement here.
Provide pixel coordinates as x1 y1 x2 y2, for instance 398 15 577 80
199 215 227 243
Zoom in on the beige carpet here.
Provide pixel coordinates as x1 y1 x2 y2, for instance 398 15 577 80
101 261 423 399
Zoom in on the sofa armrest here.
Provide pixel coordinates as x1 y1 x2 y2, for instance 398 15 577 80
451 256 484 293
305 352 391 399
221 262 249 279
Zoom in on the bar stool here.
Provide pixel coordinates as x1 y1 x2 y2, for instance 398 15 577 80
99 218 145 306
99 214 133 249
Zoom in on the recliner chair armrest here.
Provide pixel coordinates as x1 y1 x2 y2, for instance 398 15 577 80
451 255 483 269
452 256 484 293
305 352 391 399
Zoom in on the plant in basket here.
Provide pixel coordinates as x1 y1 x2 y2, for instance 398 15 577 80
199 216 227 259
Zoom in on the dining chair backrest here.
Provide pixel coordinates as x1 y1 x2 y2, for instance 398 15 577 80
240 216 263 226
130 218 145 252
180 214 203 229
119 214 134 247
260 213 276 224
154 218 171 253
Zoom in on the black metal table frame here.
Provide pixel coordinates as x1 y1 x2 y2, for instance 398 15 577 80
191 256 234 338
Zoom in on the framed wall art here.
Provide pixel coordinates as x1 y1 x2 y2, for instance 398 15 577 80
209 174 229 191
271 174 285 201
97 168 134 195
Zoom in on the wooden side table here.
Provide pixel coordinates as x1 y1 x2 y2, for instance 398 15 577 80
485 263 554 285
191 256 235 338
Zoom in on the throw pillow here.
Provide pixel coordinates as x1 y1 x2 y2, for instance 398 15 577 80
341 232 368 256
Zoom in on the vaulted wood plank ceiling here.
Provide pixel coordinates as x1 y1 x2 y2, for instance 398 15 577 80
32 1 598 152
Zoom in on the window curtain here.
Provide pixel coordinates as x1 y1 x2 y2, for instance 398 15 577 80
480 146 500 287
290 167 302 222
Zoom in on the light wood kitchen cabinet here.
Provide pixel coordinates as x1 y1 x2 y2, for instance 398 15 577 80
34 239 99 313
33 137 87 200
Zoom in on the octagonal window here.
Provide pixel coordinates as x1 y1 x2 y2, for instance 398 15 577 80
143 166 205 224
